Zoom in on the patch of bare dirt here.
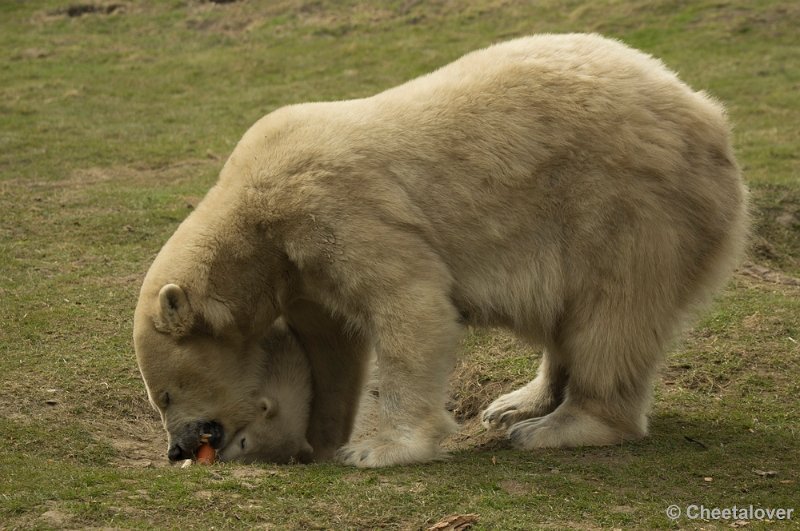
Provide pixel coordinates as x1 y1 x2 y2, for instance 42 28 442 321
738 262 800 287
751 186 800 275
443 330 540 450
69 160 214 189
183 0 519 37
444 416 508 453
2 160 214 193
59 3 126 17
108 420 168 468
39 508 73 527
497 479 532 496
427 513 479 530
31 2 130 23
449 332 538 422
693 3 800 36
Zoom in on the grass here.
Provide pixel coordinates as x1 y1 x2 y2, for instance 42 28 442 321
1 0 798 529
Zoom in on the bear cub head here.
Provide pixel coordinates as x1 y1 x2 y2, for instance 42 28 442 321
217 324 314 464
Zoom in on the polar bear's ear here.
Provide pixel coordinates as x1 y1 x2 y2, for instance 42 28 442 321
259 397 278 419
155 283 192 335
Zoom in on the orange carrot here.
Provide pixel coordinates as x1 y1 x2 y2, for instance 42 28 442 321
195 434 216 464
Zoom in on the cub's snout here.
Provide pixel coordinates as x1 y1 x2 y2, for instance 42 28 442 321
167 420 224 462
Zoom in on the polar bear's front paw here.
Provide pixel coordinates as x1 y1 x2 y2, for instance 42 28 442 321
336 436 443 468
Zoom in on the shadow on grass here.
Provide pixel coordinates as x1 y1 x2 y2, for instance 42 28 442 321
449 410 796 477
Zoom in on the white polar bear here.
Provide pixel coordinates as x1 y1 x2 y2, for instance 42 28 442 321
134 33 748 467
221 357 380 464
216 319 314 464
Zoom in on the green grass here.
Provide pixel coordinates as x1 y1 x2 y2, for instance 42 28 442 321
1 0 798 528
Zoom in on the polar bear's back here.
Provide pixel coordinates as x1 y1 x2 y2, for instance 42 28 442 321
362 34 745 334
375 33 731 171
391 33 684 94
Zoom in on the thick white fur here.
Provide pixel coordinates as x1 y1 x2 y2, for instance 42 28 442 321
134 33 748 467
223 355 380 463
217 320 314 464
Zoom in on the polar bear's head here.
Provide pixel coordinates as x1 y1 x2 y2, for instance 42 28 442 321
134 282 305 463
218 396 314 464
218 321 314 464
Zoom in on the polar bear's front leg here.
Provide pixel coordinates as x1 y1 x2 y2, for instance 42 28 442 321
285 299 371 462
336 283 464 467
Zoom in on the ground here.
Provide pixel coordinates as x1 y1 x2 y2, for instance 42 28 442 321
0 0 798 529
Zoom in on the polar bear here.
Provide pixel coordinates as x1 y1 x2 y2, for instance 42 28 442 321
133 33 748 467
216 319 314 464
221 359 380 463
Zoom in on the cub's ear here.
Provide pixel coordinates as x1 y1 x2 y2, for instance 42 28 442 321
259 397 278 419
155 283 193 335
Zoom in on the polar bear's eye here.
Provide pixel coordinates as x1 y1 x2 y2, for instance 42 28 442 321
240 438 246 450
162 392 171 408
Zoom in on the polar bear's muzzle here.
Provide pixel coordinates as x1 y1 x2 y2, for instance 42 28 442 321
167 420 224 462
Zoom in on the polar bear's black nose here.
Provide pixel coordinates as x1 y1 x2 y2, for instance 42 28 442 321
168 444 187 462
